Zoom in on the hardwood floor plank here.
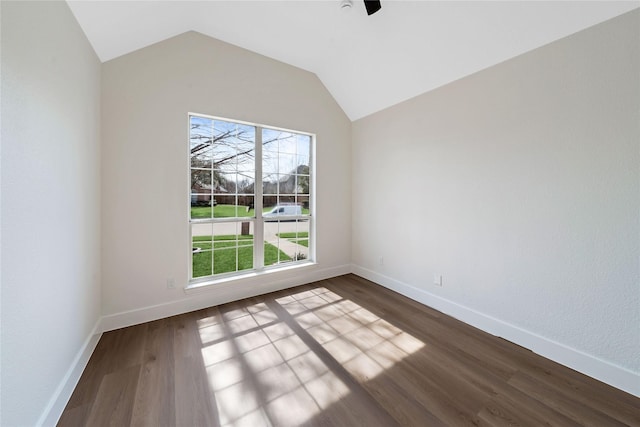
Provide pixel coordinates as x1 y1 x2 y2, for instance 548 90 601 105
360 351 484 425
56 403 92 427
508 371 634 427
84 365 141 427
103 323 149 373
59 274 640 426
60 323 148 426
478 393 561 427
364 373 447 427
480 376 583 426
512 354 640 426
174 311 222 426
130 318 176 426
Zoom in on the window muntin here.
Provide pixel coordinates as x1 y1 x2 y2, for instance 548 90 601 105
189 114 313 282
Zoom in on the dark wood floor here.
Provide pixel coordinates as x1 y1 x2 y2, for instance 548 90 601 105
58 274 640 426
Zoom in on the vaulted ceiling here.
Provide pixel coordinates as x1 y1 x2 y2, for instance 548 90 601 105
67 1 639 120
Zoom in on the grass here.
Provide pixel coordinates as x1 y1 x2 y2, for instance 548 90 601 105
191 205 254 219
191 204 310 219
277 232 309 247
192 234 291 277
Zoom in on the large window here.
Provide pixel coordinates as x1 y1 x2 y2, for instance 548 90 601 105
189 114 313 282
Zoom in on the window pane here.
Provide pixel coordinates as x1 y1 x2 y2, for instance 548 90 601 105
262 150 278 176
262 173 279 196
191 170 212 194
190 117 213 163
191 194 213 219
215 155 237 173
238 195 255 217
264 220 291 267
191 144 212 168
235 124 255 147
212 121 255 171
296 155 310 172
278 195 296 205
292 219 310 260
214 172 236 194
264 218 309 267
277 132 297 154
212 120 253 169
193 222 255 277
278 175 296 195
295 175 310 196
263 142 278 156
263 129 285 152
263 195 277 211
192 223 213 278
235 134 255 171
237 172 255 194
213 120 236 141
212 222 254 275
297 134 311 157
297 195 310 213
278 153 296 175
210 198 256 219
214 201 237 218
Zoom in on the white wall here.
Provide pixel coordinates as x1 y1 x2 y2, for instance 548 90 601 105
352 10 639 394
0 1 102 425
100 32 351 322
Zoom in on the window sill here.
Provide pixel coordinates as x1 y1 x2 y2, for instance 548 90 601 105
184 261 316 294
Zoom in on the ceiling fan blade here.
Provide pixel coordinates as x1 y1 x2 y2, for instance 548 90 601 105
364 0 381 15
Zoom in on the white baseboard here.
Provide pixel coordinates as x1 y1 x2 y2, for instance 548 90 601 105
36 320 103 427
99 263 351 332
350 264 640 398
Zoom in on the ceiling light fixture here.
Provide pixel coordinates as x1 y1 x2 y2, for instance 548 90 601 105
341 0 382 16
364 0 382 15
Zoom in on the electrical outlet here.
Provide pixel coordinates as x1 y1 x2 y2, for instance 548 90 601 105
167 278 176 289
433 274 442 287
379 256 384 266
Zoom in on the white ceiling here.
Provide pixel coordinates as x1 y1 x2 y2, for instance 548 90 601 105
67 1 639 120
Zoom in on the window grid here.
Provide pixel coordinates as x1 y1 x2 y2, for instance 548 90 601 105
190 114 313 282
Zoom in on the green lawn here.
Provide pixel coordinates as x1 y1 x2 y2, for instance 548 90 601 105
192 234 291 277
191 204 310 219
277 232 309 247
191 205 254 219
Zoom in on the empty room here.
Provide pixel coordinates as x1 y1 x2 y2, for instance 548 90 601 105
1 0 639 426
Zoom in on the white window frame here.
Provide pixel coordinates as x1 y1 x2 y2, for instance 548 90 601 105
188 113 315 285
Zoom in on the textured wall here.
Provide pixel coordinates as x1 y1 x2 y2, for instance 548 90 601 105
352 10 639 375
1 1 102 424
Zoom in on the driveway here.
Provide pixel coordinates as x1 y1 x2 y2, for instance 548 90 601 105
191 220 308 258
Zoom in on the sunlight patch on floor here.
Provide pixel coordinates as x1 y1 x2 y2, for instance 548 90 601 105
286 288 426 386
197 286 425 426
